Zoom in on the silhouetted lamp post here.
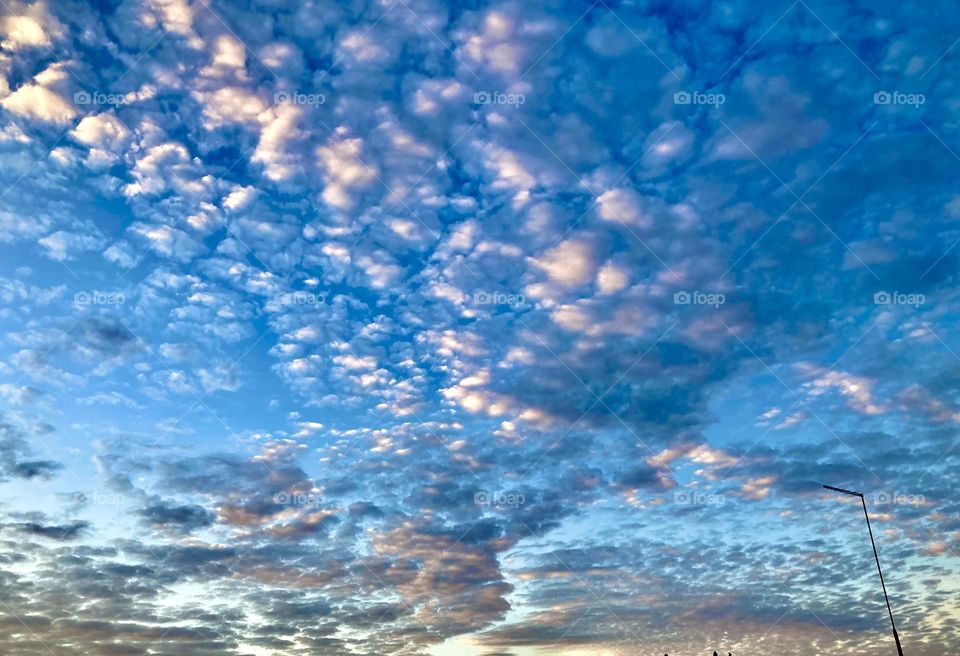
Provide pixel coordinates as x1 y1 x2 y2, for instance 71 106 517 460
823 484 905 656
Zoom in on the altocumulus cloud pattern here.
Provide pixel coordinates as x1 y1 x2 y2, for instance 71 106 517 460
0 0 957 655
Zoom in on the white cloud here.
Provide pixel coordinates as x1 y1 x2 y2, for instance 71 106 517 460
124 141 209 198
211 34 245 69
0 123 30 143
128 223 205 262
252 104 305 183
38 230 104 261
338 28 392 65
222 186 257 212
486 146 536 194
640 121 695 173
596 188 651 227
333 354 378 370
356 252 403 289
316 134 378 209
596 261 629 294
530 238 596 288
72 112 131 153
103 241 138 268
0 210 51 243
197 86 267 127
1 83 75 124
803 367 886 415
460 9 528 75
1 15 50 50
144 0 201 47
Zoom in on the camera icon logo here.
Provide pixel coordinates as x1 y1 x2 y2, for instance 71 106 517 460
73 90 91 105
673 91 691 105
873 91 891 105
873 291 891 304
474 91 491 105
473 490 490 506
274 91 292 104
673 290 691 305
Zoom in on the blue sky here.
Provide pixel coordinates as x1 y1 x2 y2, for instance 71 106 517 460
0 0 958 654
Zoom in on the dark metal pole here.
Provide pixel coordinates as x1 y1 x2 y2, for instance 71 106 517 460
822 484 904 656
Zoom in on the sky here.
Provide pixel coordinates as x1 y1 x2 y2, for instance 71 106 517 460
0 0 958 654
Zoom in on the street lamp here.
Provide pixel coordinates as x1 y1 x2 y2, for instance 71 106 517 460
822 484 904 656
